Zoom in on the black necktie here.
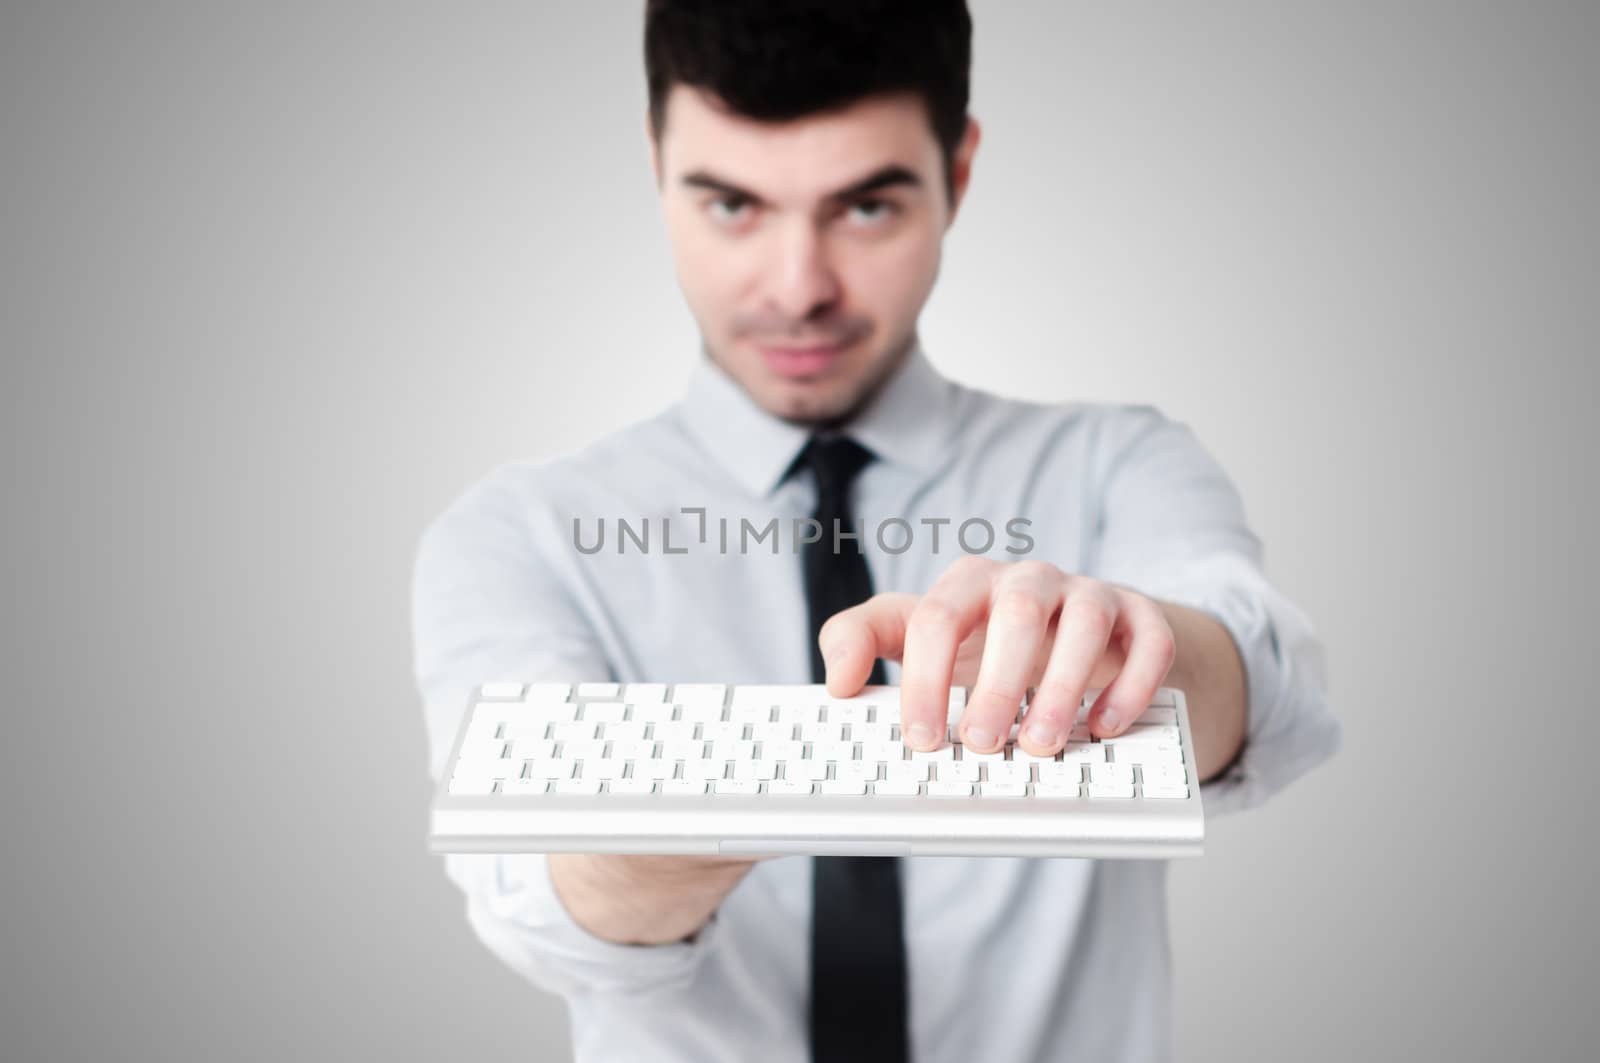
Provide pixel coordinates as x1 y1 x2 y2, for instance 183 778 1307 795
792 434 911 1063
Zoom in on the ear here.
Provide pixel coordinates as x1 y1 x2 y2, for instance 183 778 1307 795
946 115 982 226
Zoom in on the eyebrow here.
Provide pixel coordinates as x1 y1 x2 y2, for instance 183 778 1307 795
679 163 923 205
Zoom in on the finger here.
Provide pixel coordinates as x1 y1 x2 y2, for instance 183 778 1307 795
1088 593 1177 738
818 592 918 698
962 561 1066 753
899 558 997 750
1017 578 1122 755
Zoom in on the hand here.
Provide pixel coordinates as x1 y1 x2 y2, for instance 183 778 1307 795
818 557 1177 755
548 852 778 946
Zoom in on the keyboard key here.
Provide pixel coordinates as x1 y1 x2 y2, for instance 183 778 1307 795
683 761 728 781
555 778 602 795
461 759 524 781
583 701 626 723
1115 724 1181 746
811 740 854 762
827 703 870 725
833 761 879 782
470 702 515 726
884 761 930 782
1009 746 1060 764
1141 764 1189 785
1038 763 1083 785
979 782 1028 798
523 682 572 702
623 683 667 703
579 759 626 780
960 748 1007 764
633 759 676 780
1110 743 1183 766
760 740 806 762
733 759 779 781
1034 783 1081 799
455 735 508 761
986 762 1031 785
552 720 599 742
530 760 575 780
872 780 922 796
714 779 762 795
778 704 827 725
927 780 973 797
480 682 524 699
653 720 697 741
523 701 578 723
710 739 756 761
680 703 726 724
798 721 849 743
935 761 980 783
577 682 619 698
672 684 726 707
501 778 550 796
661 779 708 795
601 720 648 742
447 778 496 795
561 739 607 760
608 739 656 761
509 738 556 760
1090 763 1135 785
819 780 866 795
731 684 826 707
766 779 814 795
786 760 829 781
1088 781 1135 799
605 777 655 794
632 702 675 723
1142 782 1190 799
862 740 904 763
1061 742 1104 763
1133 707 1178 726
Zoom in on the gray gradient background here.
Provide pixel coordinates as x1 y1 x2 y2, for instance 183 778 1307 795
2 2 1596 1061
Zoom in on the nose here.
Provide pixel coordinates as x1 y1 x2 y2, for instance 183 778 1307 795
766 221 840 322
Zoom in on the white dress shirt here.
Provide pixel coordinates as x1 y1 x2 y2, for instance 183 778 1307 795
410 344 1341 1063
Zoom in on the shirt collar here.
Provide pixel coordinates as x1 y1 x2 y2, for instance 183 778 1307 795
679 339 956 499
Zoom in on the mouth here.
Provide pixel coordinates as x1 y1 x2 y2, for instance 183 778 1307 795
754 339 852 380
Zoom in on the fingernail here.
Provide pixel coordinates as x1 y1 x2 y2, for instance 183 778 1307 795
1027 724 1060 748
964 725 995 750
905 722 935 748
1098 710 1120 733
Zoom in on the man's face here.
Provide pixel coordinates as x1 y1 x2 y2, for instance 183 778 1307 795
651 86 978 424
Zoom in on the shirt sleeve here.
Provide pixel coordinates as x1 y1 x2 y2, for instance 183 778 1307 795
1085 405 1342 818
409 465 725 999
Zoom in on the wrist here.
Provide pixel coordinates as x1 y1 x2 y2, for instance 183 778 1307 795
548 853 747 946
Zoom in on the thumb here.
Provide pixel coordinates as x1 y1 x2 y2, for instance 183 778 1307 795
818 592 919 698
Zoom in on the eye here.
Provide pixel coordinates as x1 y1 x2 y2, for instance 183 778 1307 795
707 194 754 224
845 198 898 227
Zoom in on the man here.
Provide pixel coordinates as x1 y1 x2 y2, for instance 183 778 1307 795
410 3 1341 1061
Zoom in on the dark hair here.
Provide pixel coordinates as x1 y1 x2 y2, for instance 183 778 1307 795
644 0 972 201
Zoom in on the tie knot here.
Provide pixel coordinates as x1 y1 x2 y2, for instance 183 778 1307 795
795 434 876 501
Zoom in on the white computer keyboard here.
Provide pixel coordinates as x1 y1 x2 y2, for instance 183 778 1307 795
431 682 1205 858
